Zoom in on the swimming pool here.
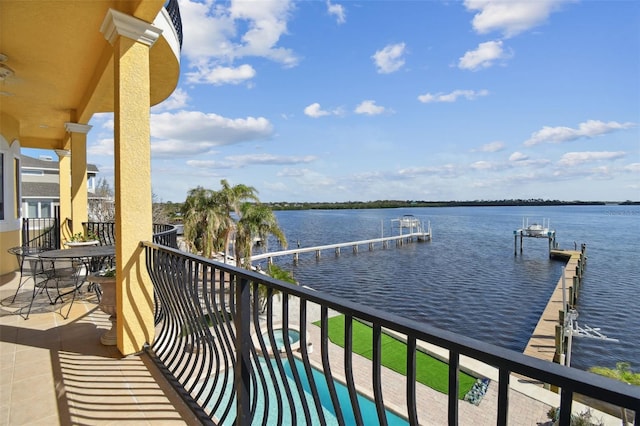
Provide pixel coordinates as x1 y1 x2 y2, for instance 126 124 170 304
202 356 408 425
263 328 301 352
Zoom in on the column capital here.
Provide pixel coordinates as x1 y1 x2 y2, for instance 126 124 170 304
55 149 70 158
101 9 163 47
64 122 92 134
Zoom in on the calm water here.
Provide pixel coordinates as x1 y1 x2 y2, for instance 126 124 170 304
255 205 640 372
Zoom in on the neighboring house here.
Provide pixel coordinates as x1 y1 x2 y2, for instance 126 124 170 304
20 155 98 219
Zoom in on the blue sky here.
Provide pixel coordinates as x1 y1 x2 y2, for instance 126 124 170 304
27 0 640 203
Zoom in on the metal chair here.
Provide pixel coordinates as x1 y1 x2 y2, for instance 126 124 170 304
7 246 56 319
47 257 86 319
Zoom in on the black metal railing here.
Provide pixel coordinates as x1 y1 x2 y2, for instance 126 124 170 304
84 221 116 246
84 222 178 249
141 242 640 425
21 207 60 249
153 223 178 248
165 0 183 48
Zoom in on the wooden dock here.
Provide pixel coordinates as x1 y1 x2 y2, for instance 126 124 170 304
250 231 431 264
523 245 587 364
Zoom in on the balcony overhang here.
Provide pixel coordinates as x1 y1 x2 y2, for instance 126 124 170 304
0 0 180 151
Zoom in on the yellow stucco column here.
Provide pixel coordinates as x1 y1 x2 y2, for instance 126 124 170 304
101 9 162 355
65 122 92 237
55 148 72 242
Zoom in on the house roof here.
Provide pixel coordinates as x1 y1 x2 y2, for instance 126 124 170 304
21 155 99 173
22 182 60 198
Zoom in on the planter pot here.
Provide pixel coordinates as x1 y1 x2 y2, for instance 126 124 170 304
66 240 99 247
89 274 117 345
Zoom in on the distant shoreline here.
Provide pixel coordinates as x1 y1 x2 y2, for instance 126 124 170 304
265 199 639 211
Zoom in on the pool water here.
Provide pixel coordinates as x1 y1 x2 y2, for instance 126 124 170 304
263 329 301 352
203 356 408 425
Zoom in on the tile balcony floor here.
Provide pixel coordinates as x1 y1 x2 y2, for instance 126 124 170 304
0 271 196 426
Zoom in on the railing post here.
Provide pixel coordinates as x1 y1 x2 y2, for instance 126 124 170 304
448 350 459 425
497 369 510 425
559 388 573 425
235 276 251 424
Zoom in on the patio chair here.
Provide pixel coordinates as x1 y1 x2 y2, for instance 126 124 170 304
7 246 56 319
48 257 85 319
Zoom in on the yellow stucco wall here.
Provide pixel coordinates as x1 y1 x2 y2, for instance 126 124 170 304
0 229 20 275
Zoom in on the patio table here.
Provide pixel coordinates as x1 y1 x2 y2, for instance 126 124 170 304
38 245 115 318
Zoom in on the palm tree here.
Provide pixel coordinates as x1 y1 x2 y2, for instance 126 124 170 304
233 202 290 314
182 186 223 258
214 179 259 264
234 202 287 269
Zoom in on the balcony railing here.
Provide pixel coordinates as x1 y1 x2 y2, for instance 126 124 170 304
83 222 178 249
141 242 640 425
165 0 183 48
153 223 179 248
21 216 60 249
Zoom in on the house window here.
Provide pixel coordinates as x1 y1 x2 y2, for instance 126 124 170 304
41 202 51 218
27 202 38 218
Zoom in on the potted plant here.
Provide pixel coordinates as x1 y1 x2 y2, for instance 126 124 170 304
65 230 99 247
89 268 117 345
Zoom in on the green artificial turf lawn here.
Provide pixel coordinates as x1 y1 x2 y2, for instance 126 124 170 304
313 315 476 399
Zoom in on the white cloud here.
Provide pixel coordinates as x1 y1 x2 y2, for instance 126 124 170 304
186 64 256 85
470 160 494 170
88 137 114 156
524 120 636 146
304 103 341 118
277 167 309 177
229 0 298 66
476 141 505 152
152 141 220 157
464 0 570 38
558 151 626 166
178 0 236 61
89 113 114 130
188 154 316 169
327 1 346 24
624 163 640 173
152 88 189 112
179 0 298 86
397 164 463 179
225 153 317 166
458 40 509 71
354 100 386 115
509 152 529 162
150 111 273 155
503 152 553 168
372 43 406 74
418 89 489 103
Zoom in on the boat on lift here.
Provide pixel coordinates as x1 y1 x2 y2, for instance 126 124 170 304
521 218 551 237
396 214 421 228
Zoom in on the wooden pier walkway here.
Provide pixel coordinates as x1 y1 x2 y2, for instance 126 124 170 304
523 245 587 364
250 231 431 264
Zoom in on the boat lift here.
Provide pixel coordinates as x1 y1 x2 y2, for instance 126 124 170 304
514 218 556 255
560 268 618 367
391 214 431 241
